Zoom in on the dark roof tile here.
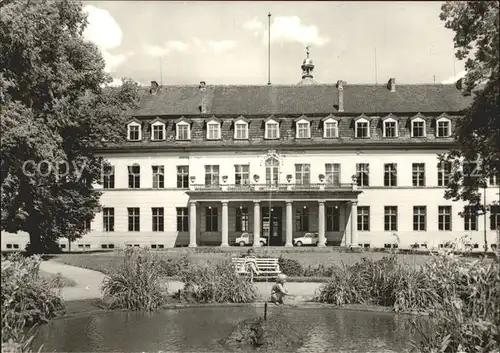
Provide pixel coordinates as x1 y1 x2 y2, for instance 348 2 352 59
131 84 472 116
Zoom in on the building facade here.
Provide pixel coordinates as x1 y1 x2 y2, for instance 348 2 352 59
2 54 500 251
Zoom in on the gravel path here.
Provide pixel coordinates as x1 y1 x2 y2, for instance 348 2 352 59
40 260 322 302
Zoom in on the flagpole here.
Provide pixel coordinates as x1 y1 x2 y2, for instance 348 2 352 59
267 12 271 85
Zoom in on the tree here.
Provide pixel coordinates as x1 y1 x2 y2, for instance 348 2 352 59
0 0 139 253
439 2 500 217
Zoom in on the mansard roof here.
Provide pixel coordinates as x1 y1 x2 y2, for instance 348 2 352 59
131 83 473 117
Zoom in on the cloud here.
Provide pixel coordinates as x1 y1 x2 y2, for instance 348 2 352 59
83 5 132 73
243 16 329 47
441 70 466 84
243 17 264 36
143 40 189 57
207 40 238 54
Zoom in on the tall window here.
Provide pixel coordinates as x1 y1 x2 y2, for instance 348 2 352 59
236 207 249 232
295 207 309 231
464 206 477 231
325 164 341 186
296 122 310 138
384 206 398 231
265 122 279 139
265 157 279 186
176 207 188 232
103 208 114 232
152 165 164 189
235 123 248 139
177 166 189 188
438 162 451 187
413 206 426 231
152 207 164 232
412 163 425 187
128 208 140 232
438 206 452 231
356 163 369 186
128 164 140 188
207 122 220 140
490 205 500 230
411 119 425 137
384 163 397 187
205 207 218 232
235 165 250 185
357 206 370 231
355 120 369 138
295 164 311 185
383 120 397 137
489 174 500 186
205 165 219 186
84 219 92 232
463 161 479 187
176 123 190 140
326 206 340 232
324 120 338 138
436 119 451 137
128 123 141 141
103 165 115 189
151 123 165 140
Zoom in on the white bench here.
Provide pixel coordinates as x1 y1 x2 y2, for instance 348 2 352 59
231 257 281 280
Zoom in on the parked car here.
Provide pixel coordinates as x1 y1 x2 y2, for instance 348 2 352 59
235 232 267 246
293 232 319 246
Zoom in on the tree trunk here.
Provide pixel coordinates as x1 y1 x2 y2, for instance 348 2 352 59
28 231 42 255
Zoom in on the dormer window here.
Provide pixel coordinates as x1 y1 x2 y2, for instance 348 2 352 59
295 117 310 139
322 116 338 138
265 118 280 139
127 121 141 141
383 117 398 138
206 119 221 140
151 121 165 141
411 117 426 137
176 121 190 140
436 117 451 137
355 117 370 138
234 117 249 140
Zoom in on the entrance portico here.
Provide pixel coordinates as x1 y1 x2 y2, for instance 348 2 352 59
186 184 362 247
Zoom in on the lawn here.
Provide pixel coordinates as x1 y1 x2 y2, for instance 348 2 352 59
49 249 434 278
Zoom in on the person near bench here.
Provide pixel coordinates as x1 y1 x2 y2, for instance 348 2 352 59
270 274 294 305
241 248 261 275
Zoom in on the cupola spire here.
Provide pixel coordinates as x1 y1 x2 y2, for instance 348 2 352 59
297 45 317 85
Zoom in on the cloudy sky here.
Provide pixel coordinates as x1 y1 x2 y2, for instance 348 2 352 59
82 1 466 86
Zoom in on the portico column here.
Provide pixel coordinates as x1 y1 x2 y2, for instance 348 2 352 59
350 201 359 248
318 201 326 247
253 201 261 247
221 201 229 247
285 201 293 247
188 201 197 247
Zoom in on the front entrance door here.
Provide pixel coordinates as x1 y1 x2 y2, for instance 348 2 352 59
262 207 283 246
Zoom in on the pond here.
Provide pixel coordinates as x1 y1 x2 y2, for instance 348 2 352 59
34 306 422 352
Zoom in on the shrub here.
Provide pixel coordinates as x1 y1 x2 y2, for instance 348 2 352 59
278 256 303 276
158 254 191 277
411 254 500 353
100 247 166 311
180 259 257 303
1 253 64 347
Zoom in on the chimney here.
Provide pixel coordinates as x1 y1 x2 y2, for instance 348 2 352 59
387 78 396 92
150 81 159 94
199 81 207 114
337 80 345 112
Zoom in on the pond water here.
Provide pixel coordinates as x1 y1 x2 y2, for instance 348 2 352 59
34 306 421 352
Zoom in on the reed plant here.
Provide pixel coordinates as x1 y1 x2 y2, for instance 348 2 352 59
100 247 166 311
180 259 257 303
1 253 63 351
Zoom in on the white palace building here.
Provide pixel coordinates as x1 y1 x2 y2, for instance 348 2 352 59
2 51 500 252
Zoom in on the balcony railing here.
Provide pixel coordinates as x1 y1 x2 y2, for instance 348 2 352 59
190 183 354 192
